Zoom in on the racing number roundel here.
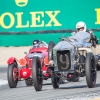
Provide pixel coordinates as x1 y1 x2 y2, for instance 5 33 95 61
59 54 69 70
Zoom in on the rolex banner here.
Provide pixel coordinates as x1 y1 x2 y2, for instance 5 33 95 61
0 0 100 46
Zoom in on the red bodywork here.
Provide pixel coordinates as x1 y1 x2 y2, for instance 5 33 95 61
7 46 50 81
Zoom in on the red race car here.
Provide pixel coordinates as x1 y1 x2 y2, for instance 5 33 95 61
7 41 51 88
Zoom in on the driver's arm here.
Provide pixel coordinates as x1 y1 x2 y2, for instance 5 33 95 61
88 31 98 44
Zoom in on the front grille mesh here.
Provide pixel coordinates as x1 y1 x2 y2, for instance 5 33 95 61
57 50 71 71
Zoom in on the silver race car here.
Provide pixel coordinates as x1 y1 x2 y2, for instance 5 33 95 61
48 31 99 89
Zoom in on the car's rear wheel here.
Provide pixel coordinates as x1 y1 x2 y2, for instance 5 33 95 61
51 74 60 89
85 53 97 88
7 62 18 88
32 56 43 91
79 55 86 77
48 41 55 61
25 79 33 86
60 72 66 84
73 55 85 82
73 77 79 82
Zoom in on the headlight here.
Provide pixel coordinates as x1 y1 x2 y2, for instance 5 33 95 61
19 58 27 66
44 57 49 65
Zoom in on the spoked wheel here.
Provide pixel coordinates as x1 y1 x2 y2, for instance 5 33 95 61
51 74 60 89
48 41 55 61
79 55 85 77
85 53 97 88
73 55 85 82
25 79 33 86
32 56 43 91
73 76 80 82
60 72 66 84
7 62 18 88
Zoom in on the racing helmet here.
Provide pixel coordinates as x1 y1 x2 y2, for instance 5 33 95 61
76 21 86 32
32 39 40 47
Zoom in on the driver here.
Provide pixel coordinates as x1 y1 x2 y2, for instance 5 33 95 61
76 21 86 32
32 39 40 48
32 40 48 47
75 21 98 45
29 39 48 53
29 39 40 53
72 22 99 81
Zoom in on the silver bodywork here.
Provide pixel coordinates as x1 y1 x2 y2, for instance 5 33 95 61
52 31 93 72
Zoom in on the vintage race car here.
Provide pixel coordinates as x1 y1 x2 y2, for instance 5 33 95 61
49 31 100 89
32 31 100 91
7 41 50 88
7 41 65 89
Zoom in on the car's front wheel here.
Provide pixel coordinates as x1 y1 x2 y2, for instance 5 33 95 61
85 53 97 88
32 56 43 91
7 62 18 88
51 74 60 89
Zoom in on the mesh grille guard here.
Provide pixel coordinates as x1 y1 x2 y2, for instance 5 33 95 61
57 50 71 71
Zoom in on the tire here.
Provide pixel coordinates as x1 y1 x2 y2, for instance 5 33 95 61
51 75 60 89
7 63 18 88
25 79 33 86
96 64 100 71
73 77 79 82
32 56 43 91
73 55 85 82
48 41 55 61
85 53 97 88
79 55 85 64
79 55 85 77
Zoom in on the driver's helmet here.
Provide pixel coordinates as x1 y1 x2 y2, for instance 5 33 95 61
39 41 48 47
32 39 40 48
76 21 86 32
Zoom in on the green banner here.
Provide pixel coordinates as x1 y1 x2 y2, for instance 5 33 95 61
0 0 100 46
0 32 100 46
0 33 71 46
0 0 100 31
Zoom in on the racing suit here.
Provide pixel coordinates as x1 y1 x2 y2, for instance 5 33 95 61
73 30 100 66
70 30 100 71
71 30 98 47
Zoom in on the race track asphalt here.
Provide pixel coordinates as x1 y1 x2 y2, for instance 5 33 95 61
0 45 100 100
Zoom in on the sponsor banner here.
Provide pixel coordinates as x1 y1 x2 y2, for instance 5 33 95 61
0 0 100 32
0 0 100 46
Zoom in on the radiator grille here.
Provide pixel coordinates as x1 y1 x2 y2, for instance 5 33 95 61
57 50 71 71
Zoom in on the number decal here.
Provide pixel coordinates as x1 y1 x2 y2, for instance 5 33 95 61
59 54 69 70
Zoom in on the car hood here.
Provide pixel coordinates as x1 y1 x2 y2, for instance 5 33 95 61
53 41 74 51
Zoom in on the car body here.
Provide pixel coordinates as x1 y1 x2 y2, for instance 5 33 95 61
49 31 99 89
32 31 99 91
7 42 51 88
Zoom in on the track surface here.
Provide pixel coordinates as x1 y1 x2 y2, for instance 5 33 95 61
0 65 100 100
0 46 100 100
